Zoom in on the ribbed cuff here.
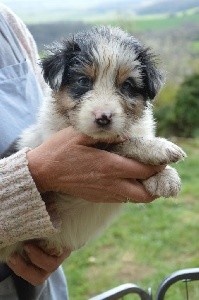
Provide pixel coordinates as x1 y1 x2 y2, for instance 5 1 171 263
0 147 59 248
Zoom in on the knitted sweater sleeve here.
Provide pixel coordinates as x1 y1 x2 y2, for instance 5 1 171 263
0 148 59 248
0 5 59 248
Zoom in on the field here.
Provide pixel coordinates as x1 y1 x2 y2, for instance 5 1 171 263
90 10 199 33
63 138 199 299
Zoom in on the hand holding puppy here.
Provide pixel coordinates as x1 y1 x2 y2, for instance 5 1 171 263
27 126 164 203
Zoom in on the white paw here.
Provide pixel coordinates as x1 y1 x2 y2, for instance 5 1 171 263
143 166 181 198
152 139 186 165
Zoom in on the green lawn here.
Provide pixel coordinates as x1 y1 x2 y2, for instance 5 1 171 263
191 41 199 53
63 138 199 299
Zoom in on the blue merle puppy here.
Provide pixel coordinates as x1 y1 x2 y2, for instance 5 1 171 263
0 26 186 261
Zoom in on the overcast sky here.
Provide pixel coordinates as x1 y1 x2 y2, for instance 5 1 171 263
2 0 156 10
2 0 120 9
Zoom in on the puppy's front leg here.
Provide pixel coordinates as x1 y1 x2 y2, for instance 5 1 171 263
111 137 186 165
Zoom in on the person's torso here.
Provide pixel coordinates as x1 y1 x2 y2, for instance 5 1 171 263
0 13 43 154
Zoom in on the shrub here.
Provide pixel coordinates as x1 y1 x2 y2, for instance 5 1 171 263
154 84 178 137
172 73 199 137
155 73 199 137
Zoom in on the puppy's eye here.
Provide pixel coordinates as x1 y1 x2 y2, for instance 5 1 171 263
122 80 133 91
69 75 93 99
77 76 91 87
120 78 139 98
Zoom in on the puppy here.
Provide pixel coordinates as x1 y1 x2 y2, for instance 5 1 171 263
0 26 186 261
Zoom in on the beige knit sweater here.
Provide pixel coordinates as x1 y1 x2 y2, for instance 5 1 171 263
0 4 59 249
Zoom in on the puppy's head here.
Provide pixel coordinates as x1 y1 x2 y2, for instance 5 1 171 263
42 26 163 139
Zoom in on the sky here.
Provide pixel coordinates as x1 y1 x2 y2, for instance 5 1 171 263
2 0 156 10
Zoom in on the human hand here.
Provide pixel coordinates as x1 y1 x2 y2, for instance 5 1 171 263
7 244 71 286
27 127 165 203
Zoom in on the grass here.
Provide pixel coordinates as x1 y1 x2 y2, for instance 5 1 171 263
191 41 199 53
63 138 199 299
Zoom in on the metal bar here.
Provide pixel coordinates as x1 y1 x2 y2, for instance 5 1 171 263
89 283 152 300
156 268 199 300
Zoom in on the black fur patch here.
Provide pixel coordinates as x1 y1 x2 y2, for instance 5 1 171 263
62 53 95 99
135 46 163 100
41 40 81 90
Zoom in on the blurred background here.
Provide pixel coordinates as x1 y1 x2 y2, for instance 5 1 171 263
2 0 199 299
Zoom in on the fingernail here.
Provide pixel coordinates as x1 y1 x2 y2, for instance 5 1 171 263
8 257 16 265
65 249 72 257
24 245 31 254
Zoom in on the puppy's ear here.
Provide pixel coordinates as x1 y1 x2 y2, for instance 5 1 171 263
137 48 164 100
41 40 81 90
144 61 164 100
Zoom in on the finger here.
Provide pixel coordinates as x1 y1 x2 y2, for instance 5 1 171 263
101 179 157 203
105 153 166 179
76 135 126 146
70 179 157 204
121 179 157 203
8 254 48 286
24 244 71 273
63 126 125 146
57 127 97 145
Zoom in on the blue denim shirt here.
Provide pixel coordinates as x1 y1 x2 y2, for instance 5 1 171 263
0 14 42 153
0 13 69 300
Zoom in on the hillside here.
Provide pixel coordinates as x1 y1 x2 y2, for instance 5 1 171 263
1 0 145 22
28 22 90 51
138 0 199 15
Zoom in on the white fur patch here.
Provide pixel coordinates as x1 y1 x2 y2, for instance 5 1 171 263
92 38 142 87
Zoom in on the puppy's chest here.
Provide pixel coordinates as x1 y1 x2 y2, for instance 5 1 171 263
43 191 90 216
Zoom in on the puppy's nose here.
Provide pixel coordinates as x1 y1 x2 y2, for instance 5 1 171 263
95 112 112 127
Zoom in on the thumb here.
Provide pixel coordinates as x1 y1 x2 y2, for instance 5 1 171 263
75 132 126 146
62 126 126 146
61 126 98 146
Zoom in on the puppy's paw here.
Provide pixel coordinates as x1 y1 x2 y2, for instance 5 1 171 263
161 140 186 164
148 138 186 165
143 166 181 198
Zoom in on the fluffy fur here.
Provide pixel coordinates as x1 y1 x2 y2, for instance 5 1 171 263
0 26 186 261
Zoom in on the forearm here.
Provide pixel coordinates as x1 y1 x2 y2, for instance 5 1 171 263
0 148 58 248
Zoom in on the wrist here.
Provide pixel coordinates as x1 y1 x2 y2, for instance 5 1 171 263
26 148 49 193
